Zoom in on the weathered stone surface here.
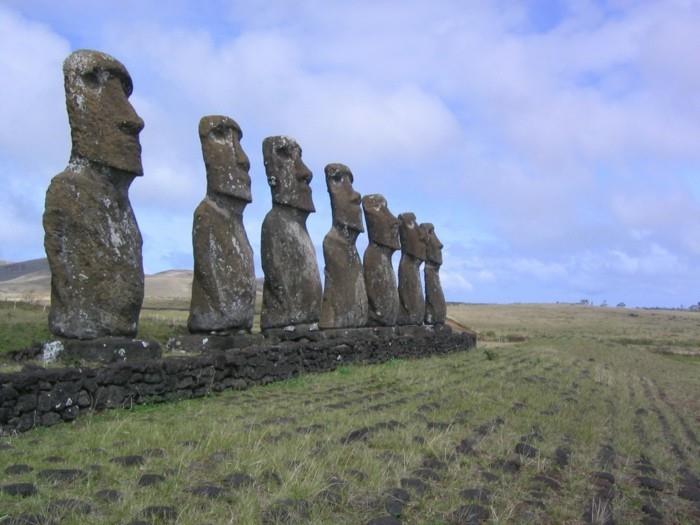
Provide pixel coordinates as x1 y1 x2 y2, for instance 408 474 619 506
421 223 446 325
43 49 145 339
188 116 255 333
362 194 400 326
260 136 322 330
320 164 368 328
260 323 325 342
167 333 264 353
397 212 426 325
56 338 161 363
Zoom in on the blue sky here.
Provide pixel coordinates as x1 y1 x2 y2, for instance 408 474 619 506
1 0 699 307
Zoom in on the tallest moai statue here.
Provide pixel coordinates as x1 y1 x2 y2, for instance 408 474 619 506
43 50 145 339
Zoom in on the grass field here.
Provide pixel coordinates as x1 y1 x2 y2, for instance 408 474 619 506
1 304 700 524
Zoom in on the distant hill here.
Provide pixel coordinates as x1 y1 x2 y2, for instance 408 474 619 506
0 258 49 282
0 258 263 309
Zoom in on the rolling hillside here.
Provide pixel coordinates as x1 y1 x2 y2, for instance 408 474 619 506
0 258 262 308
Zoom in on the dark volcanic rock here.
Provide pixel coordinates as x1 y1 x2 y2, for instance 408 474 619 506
44 49 145 339
222 472 254 489
554 446 571 468
678 485 700 501
110 455 145 467
533 474 561 491
636 476 665 492
492 457 521 474
456 438 476 455
260 136 322 330
188 115 255 333
319 163 368 328
38 469 85 483
401 477 428 496
459 488 492 503
5 464 33 475
412 467 441 481
95 488 122 502
341 427 371 444
515 442 539 458
5 515 52 525
362 194 400 326
384 487 410 516
2 483 37 497
187 484 225 498
396 212 426 325
261 498 310 524
138 473 165 486
449 503 490 524
420 223 446 325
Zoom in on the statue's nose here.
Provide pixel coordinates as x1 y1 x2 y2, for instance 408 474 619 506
298 162 312 183
238 149 251 172
119 116 144 135
351 190 361 205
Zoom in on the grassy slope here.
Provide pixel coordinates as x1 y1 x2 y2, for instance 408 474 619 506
0 304 698 524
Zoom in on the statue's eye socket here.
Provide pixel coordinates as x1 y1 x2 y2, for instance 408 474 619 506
275 145 291 159
82 71 100 88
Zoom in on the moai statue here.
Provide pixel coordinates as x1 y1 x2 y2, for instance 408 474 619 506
260 136 322 330
188 116 255 333
397 212 426 325
43 50 145 339
319 164 368 328
420 223 446 325
362 194 400 326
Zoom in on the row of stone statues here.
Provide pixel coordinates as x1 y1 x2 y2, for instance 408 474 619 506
43 49 446 341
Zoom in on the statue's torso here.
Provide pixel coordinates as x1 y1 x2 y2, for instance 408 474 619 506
363 243 399 326
320 228 368 328
43 167 143 338
260 206 322 329
424 263 446 324
188 198 255 332
397 253 424 325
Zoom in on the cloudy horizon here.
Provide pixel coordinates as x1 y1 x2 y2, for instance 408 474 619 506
1 0 699 308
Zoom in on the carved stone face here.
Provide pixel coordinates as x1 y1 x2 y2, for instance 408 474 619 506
63 49 144 175
399 212 426 261
262 136 314 212
325 163 363 232
199 116 251 203
362 194 399 250
420 223 443 265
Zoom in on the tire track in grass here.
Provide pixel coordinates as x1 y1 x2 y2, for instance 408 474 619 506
648 379 699 450
581 364 623 525
624 375 670 525
639 376 700 521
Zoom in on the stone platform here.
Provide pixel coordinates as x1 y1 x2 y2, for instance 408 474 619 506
0 326 475 434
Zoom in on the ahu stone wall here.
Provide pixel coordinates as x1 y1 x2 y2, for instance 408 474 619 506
0 327 475 435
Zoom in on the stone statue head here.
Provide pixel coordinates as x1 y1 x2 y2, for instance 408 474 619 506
398 212 426 261
199 116 251 203
63 49 144 175
262 136 314 212
420 223 443 266
325 163 364 233
362 194 399 250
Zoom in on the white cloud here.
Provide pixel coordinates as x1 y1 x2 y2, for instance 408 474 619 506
0 7 69 166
